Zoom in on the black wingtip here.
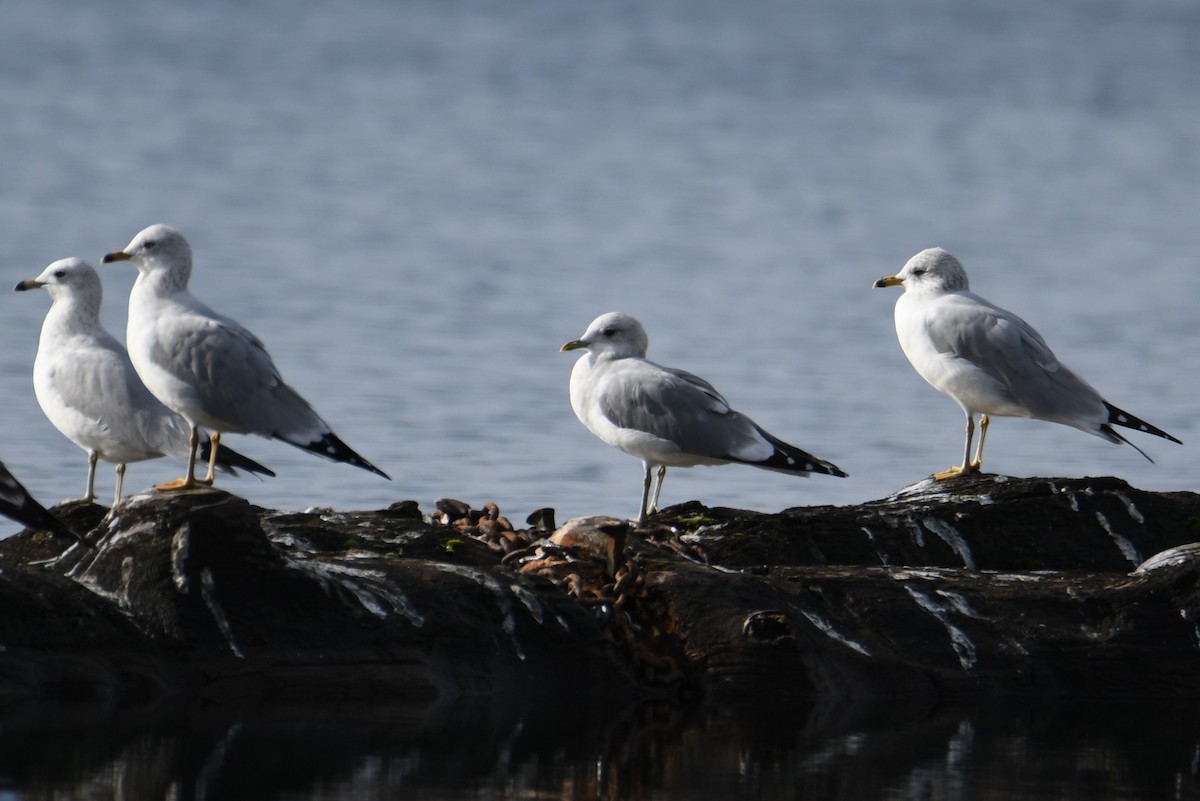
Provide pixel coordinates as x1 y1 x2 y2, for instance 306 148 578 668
359 461 391 480
1103 425 1155 464
0 470 91 548
293 431 391 480
12 502 91 549
1103 402 1182 445
743 427 848 478
201 439 277 478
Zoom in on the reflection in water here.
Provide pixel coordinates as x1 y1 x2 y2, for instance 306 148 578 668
0 694 1195 800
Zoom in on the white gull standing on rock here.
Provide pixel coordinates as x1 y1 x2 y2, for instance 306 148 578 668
16 258 274 508
102 225 389 489
873 247 1180 479
561 312 846 524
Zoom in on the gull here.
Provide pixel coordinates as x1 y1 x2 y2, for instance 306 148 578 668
0 457 87 548
561 312 846 523
101 225 390 489
16 258 275 508
873 247 1181 479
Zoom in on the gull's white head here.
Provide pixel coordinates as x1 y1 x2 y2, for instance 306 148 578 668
873 247 969 296
561 312 649 360
15 257 103 314
101 224 193 288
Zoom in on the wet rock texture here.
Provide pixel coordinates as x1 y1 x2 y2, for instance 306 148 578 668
1 474 1198 705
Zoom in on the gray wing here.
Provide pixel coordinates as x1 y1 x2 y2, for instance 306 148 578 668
49 334 189 460
153 308 331 442
925 293 1105 424
598 359 768 460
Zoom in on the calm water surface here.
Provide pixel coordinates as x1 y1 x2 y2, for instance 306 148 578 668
0 1 1198 798
0 696 1196 800
0 0 1196 532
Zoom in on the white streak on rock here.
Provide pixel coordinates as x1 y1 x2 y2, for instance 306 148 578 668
119 556 134 608
906 517 925 548
861 527 890 565
74 572 128 611
890 568 954 581
905 587 977 670
200 568 244 659
1179 609 1200 650
978 571 1051 583
800 610 871 656
292 559 426 627
171 528 190 593
935 589 984 619
922 518 976 570
433 564 527 660
509 583 547 626
1111 491 1145 524
1095 511 1141 565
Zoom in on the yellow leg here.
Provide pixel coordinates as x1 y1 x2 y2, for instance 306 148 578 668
649 465 667 514
156 426 213 490
969 414 989 471
114 463 126 505
202 431 220 484
933 464 973 480
934 414 982 480
637 465 653 525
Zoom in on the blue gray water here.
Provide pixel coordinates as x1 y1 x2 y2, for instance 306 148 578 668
1 0 1197 535
0 1 1198 797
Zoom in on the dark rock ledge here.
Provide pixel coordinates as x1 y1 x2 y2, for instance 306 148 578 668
1 474 1198 707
